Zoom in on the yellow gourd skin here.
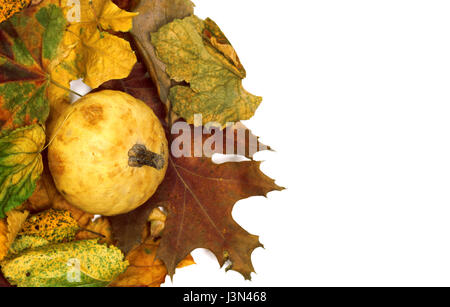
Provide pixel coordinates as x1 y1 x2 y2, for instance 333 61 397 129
48 90 168 216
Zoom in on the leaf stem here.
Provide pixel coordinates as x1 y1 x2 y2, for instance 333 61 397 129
79 227 106 239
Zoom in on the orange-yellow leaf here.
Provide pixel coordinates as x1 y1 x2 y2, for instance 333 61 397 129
76 217 112 244
0 210 29 260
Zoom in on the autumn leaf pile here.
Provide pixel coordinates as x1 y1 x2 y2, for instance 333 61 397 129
0 0 283 287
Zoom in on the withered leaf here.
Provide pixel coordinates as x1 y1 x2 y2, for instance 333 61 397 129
151 15 262 126
130 0 194 103
0 210 29 260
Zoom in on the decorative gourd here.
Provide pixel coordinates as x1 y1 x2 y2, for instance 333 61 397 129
48 90 168 216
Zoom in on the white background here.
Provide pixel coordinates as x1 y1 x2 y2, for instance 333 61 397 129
160 0 450 287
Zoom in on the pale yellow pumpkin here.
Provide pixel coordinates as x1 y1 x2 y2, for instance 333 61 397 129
48 90 168 216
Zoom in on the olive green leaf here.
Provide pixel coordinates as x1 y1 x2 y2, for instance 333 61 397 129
0 3 66 134
0 125 45 218
151 15 262 126
1 239 128 287
19 209 79 243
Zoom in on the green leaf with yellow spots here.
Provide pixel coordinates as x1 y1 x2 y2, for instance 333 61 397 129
1 239 128 287
19 209 79 243
151 15 262 126
0 124 45 218
0 3 66 134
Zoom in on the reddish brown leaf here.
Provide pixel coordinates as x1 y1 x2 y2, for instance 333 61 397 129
156 137 282 279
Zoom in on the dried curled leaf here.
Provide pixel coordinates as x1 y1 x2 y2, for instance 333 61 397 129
149 207 166 238
1 239 128 287
110 238 194 287
0 125 45 217
19 209 79 243
130 0 195 103
152 15 262 126
0 210 29 260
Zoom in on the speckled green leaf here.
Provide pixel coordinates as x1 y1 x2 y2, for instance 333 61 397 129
0 125 45 218
151 15 262 126
1 239 128 287
0 3 66 134
19 209 79 243
9 235 49 255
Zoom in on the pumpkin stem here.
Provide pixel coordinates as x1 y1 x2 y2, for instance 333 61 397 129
128 144 165 170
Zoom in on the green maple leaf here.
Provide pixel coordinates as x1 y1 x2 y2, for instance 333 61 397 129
1 239 128 287
0 124 45 218
151 15 262 126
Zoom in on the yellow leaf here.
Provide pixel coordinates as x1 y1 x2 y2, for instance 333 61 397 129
77 28 138 89
0 219 7 260
76 0 138 32
0 210 29 261
61 0 137 89
110 239 194 287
